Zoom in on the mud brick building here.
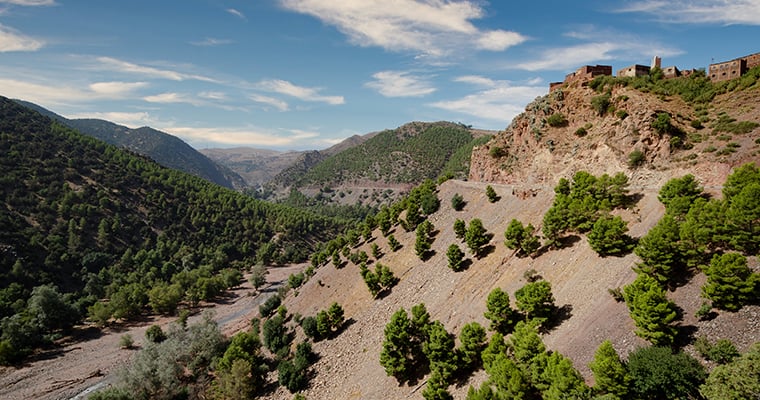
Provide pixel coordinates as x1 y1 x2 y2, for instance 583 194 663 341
709 52 760 82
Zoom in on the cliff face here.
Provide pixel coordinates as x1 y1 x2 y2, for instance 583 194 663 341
469 81 757 191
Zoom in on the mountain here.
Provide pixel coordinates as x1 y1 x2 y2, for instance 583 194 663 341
14 100 245 190
0 95 347 363
265 121 492 208
199 147 306 188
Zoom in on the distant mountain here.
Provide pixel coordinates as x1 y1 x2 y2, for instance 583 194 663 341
14 100 246 190
265 121 491 207
201 133 378 189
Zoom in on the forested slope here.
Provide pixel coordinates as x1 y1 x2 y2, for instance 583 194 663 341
0 96 347 363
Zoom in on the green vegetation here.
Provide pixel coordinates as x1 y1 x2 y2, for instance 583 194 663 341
0 97 348 364
483 288 517 334
701 253 759 311
360 263 398 298
627 346 706 400
514 280 555 326
623 274 678 346
546 112 568 127
446 244 466 272
286 122 474 186
450 193 465 211
700 343 760 399
591 93 611 116
589 340 630 398
587 214 634 256
485 185 498 202
504 219 541 257
440 134 492 180
464 218 491 258
415 220 435 260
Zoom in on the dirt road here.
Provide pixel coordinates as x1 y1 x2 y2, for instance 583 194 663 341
0 265 303 400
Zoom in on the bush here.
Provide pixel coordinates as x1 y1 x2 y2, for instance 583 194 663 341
695 337 739 364
489 146 505 158
627 346 706 400
119 334 134 349
301 316 318 340
451 193 465 211
628 149 645 168
574 127 588 137
591 94 611 116
616 110 629 120
145 325 166 343
587 214 633 256
652 112 673 135
259 295 282 318
546 113 568 127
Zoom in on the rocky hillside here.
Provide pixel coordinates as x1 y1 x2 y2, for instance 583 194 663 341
470 77 760 190
270 75 760 399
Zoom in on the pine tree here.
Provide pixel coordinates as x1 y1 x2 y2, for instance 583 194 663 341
515 280 555 325
484 287 517 334
379 309 415 383
588 214 633 256
485 185 498 202
423 321 458 382
457 322 486 371
446 244 465 271
465 218 490 258
589 340 630 398
623 274 679 346
702 252 759 311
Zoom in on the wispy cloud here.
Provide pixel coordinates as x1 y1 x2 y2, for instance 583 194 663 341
0 78 144 106
190 37 233 46
143 92 205 106
66 111 156 128
429 76 545 127
165 126 320 148
226 8 246 20
513 27 682 71
0 0 55 5
257 79 344 105
365 70 436 97
88 81 148 96
619 0 760 25
249 93 289 111
95 56 217 82
0 24 43 52
279 0 526 58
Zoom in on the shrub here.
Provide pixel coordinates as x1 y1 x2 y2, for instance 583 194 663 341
546 113 568 127
145 325 166 343
587 214 633 256
489 146 505 158
616 110 629 120
119 334 134 349
259 295 282 318
591 94 611 116
574 127 588 137
451 193 465 211
628 149 645 168
627 346 705 400
652 112 673 135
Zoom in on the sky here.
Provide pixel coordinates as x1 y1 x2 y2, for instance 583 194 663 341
1 1 759 151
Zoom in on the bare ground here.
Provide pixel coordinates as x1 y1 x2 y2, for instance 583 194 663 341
0 264 303 400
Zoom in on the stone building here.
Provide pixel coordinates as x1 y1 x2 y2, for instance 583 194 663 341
617 64 650 77
709 51 760 82
549 65 612 91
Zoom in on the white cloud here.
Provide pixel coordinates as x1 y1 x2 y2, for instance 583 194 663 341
365 71 436 97
0 24 43 52
249 93 289 111
94 57 217 82
190 37 233 46
88 81 148 96
198 91 227 101
619 0 760 25
226 8 246 19
0 0 55 5
513 27 683 71
476 30 526 51
279 0 525 58
429 77 545 126
257 79 344 105
143 92 205 106
165 126 319 148
66 111 156 128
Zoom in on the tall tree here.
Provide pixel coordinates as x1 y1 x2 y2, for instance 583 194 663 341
515 280 555 325
623 274 679 346
589 340 629 398
702 252 759 311
465 218 490 258
484 287 517 334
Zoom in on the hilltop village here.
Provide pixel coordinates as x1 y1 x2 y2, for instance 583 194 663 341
550 50 760 91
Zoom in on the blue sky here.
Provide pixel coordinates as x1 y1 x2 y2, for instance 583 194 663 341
1 1 759 150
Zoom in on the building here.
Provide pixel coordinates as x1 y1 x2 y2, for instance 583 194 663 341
549 65 612 91
709 51 760 82
617 64 650 77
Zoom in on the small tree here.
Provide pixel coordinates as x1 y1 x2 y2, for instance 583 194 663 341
453 219 467 240
484 288 517 334
451 193 465 211
485 185 498 203
446 244 465 272
379 309 417 384
387 234 401 252
623 274 678 346
457 322 486 371
415 220 434 260
702 252 759 311
515 280 555 325
504 219 540 257
249 264 268 290
465 218 490 258
423 321 458 383
587 214 633 256
589 340 629 398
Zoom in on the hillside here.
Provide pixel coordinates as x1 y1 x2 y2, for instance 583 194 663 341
0 96 347 364
265 121 491 207
268 72 760 399
15 100 246 190
470 70 760 189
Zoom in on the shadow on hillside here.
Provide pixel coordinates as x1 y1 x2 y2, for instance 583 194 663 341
475 244 496 259
627 193 645 208
674 324 699 348
555 235 582 249
458 258 473 271
542 304 573 332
